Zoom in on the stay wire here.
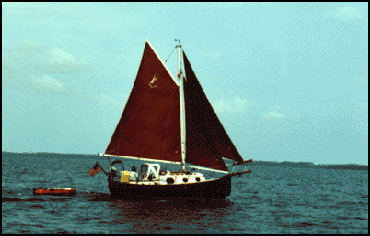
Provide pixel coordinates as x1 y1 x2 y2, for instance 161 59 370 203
165 45 177 63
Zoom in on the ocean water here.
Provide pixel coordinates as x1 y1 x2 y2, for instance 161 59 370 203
2 152 368 234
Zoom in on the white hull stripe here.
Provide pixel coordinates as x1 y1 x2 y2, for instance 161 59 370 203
99 154 229 174
187 165 228 174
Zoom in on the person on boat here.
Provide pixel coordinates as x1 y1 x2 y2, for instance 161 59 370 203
110 166 118 178
129 166 138 181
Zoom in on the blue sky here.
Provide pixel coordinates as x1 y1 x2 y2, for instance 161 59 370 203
2 2 368 165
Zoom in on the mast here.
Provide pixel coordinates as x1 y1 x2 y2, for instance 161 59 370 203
176 39 186 171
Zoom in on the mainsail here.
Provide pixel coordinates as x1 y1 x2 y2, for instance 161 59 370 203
105 40 244 172
182 51 244 171
105 40 181 162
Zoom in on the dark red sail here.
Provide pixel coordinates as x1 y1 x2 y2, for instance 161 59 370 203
183 51 244 171
105 41 181 162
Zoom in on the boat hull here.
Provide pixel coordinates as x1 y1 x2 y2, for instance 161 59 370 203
33 188 76 196
108 175 231 200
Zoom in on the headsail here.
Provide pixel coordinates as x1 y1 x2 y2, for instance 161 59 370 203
182 51 244 171
105 40 181 163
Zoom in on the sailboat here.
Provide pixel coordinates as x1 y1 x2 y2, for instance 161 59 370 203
93 39 252 200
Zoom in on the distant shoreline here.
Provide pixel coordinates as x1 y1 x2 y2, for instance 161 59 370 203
2 151 368 170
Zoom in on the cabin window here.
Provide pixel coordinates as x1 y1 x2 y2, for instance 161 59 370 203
195 177 201 182
166 178 174 184
182 178 188 183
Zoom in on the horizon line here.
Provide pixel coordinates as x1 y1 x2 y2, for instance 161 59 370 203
2 151 368 166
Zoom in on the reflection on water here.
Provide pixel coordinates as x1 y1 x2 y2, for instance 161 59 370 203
107 198 234 233
3 190 234 233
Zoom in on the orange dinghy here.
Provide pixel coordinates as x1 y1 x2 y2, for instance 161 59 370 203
33 188 76 196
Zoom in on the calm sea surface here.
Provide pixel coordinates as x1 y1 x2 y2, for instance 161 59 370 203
2 152 368 234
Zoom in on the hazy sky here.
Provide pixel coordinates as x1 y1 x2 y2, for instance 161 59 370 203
2 2 368 165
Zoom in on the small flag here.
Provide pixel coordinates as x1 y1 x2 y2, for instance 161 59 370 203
88 162 102 176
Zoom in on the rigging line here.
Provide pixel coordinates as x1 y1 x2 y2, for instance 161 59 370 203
165 45 177 63
145 46 178 82
148 39 177 65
